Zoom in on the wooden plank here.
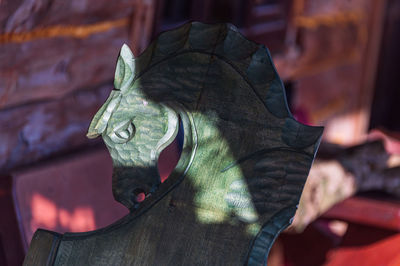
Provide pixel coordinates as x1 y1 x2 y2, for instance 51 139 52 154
0 84 110 173
0 26 128 108
0 0 157 108
0 0 137 34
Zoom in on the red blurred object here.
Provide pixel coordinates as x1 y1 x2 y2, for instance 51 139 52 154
278 195 400 266
12 148 128 249
325 223 400 266
158 135 181 183
323 196 400 231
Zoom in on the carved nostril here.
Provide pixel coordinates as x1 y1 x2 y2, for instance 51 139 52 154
132 188 146 203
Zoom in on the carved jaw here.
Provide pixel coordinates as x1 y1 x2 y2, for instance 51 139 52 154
151 103 179 162
127 103 197 211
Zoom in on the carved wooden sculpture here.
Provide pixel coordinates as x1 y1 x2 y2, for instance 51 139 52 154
24 22 323 265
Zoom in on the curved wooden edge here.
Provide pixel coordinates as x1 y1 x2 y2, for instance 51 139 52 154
246 206 297 266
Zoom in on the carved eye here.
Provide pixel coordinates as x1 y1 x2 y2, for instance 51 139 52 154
110 119 136 143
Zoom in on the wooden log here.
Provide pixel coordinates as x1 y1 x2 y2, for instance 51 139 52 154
0 0 136 33
0 84 111 173
0 26 129 108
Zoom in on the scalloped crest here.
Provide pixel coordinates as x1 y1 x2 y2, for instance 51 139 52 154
116 22 323 149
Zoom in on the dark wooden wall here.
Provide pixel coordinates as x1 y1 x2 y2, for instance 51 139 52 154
153 0 292 53
369 0 400 131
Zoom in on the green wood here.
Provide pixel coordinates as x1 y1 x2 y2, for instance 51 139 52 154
24 22 323 266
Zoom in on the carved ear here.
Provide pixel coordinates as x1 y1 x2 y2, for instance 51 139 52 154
87 45 133 139
87 90 121 139
114 44 135 92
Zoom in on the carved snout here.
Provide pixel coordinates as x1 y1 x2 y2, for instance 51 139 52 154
87 90 122 139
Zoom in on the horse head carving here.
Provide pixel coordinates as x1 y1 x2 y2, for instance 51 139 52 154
25 22 323 266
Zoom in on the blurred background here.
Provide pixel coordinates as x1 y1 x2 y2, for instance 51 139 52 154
1 0 400 265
